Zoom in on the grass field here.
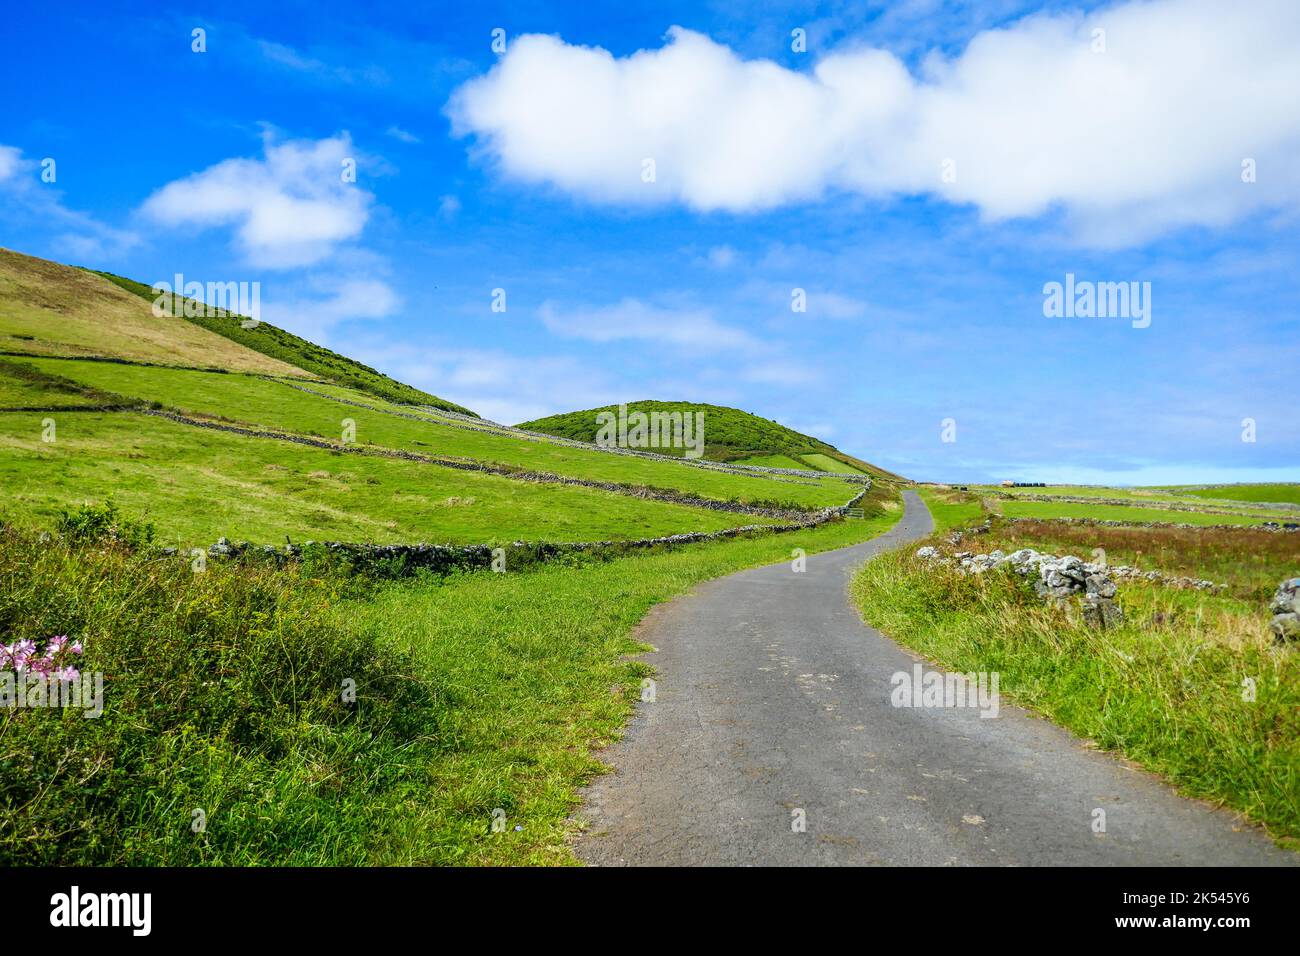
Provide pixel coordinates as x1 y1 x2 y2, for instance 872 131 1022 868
978 483 1300 512
917 486 987 533
975 484 1188 500
1168 484 1300 506
0 485 900 865
997 499 1281 526
0 360 115 409
799 452 865 474
9 356 858 511
0 410 775 546
733 453 810 470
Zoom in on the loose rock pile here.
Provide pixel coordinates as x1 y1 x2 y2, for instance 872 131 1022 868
1271 578 1300 643
915 546 1124 628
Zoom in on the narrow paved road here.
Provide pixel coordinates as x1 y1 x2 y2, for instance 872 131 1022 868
575 490 1294 866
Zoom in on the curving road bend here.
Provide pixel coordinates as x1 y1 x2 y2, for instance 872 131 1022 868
574 490 1294 866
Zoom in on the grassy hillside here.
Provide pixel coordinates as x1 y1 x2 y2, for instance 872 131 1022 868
1 305 875 541
731 453 807 470
6 357 861 514
520 400 901 479
0 247 304 376
2 357 857 548
90 268 475 414
0 409 772 547
0 359 119 409
798 452 863 474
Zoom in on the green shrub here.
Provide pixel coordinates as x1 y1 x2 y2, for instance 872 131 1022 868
55 500 154 549
0 522 443 864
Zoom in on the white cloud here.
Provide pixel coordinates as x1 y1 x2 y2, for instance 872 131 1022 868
348 343 617 424
811 291 867 320
449 0 1300 244
741 360 818 386
386 125 421 144
139 134 373 268
538 298 760 352
319 278 400 320
257 39 389 86
259 40 327 72
438 194 461 219
706 245 737 268
262 274 401 343
0 145 22 182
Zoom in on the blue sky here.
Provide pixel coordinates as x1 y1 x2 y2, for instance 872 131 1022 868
1 0 1297 484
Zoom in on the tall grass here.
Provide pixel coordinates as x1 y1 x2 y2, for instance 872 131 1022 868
851 550 1300 847
0 523 441 864
978 519 1299 599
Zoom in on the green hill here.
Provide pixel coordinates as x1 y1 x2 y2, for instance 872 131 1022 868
0 247 473 413
88 268 475 415
0 252 879 546
0 247 304 376
519 400 902 480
